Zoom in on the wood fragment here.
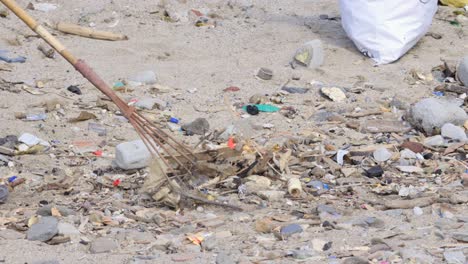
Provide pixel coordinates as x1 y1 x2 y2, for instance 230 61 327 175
383 196 436 209
56 22 128 41
348 144 397 156
344 110 382 118
435 84 468 94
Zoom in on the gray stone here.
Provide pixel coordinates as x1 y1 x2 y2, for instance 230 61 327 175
280 224 303 237
373 148 392 162
27 216 58 242
182 118 210 135
457 56 468 86
37 205 75 217
424 135 445 147
441 123 467 142
408 98 467 135
444 250 466 264
216 252 235 264
57 222 80 237
316 204 339 216
89 237 119 253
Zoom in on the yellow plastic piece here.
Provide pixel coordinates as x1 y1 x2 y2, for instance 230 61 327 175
440 0 468 8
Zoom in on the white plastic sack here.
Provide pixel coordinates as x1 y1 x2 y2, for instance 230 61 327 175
339 0 438 64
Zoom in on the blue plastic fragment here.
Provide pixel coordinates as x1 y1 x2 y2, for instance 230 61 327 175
7 176 17 183
0 50 26 63
169 117 179 124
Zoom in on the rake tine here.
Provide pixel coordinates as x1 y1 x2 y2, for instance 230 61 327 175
136 113 197 156
131 114 194 173
132 113 197 164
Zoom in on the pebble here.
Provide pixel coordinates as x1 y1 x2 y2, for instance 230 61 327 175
413 206 424 216
89 237 119 253
408 98 467 135
257 67 273 80
181 118 210 135
320 87 346 102
280 224 303 237
57 222 80 237
424 135 445 147
365 165 384 178
353 216 385 228
373 147 392 162
27 216 58 242
67 85 81 95
441 123 467 142
457 56 468 86
316 204 339 216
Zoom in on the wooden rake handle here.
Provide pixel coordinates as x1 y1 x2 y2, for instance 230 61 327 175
0 0 133 117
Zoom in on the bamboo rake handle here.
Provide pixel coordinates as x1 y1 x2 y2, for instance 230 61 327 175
0 0 132 116
0 0 77 65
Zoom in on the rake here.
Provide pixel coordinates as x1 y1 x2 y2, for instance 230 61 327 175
0 0 243 209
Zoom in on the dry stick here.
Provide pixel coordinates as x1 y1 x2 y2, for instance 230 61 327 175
56 22 128 41
344 110 382 118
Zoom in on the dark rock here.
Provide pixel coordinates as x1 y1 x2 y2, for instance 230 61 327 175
67 85 82 95
365 165 384 178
